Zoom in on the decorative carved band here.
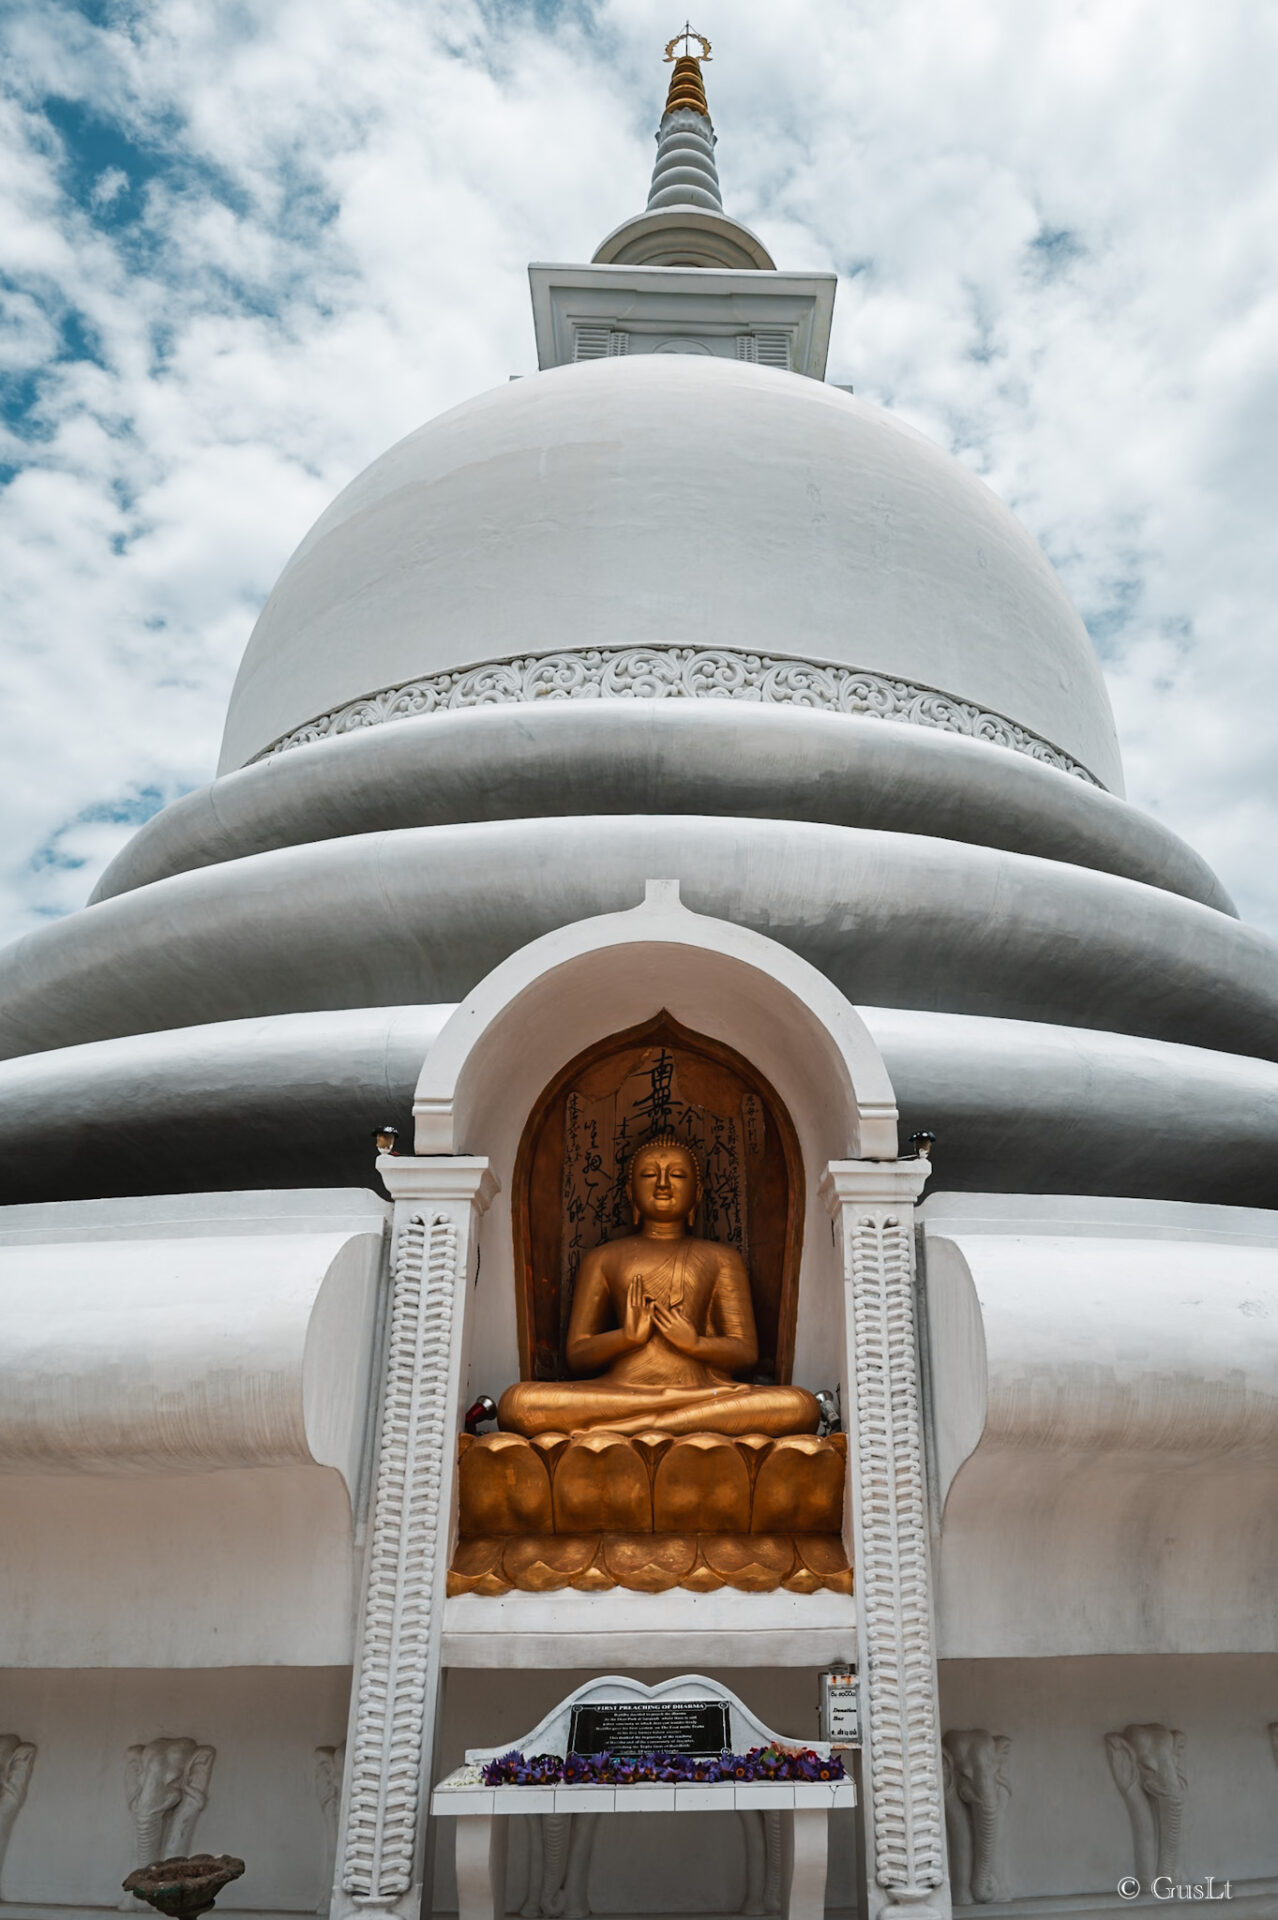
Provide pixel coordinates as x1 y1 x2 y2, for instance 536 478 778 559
848 1210 946 1902
342 1211 459 1900
255 645 1101 785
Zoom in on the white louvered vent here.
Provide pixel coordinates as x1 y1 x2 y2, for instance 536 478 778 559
736 331 791 370
573 328 630 361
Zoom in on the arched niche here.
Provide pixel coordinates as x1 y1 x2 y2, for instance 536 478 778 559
415 882 896 1161
412 882 898 1395
512 1010 804 1387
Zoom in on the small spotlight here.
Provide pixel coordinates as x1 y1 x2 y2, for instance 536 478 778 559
372 1124 400 1157
464 1395 498 1436
909 1130 936 1161
815 1387 842 1437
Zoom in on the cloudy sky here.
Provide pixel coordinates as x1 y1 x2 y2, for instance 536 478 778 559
2 0 1276 947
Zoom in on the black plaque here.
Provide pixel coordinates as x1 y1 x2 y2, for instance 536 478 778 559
568 1700 731 1758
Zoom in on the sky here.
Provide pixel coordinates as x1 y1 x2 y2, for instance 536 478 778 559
2 0 1276 946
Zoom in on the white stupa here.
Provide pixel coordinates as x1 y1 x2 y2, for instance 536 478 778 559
0 36 1275 1920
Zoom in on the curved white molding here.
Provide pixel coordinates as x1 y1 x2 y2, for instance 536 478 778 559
3 1004 1278 1213
255 646 1102 786
924 1217 1278 1658
93 698 1231 917
0 1225 384 1482
9 815 1276 1072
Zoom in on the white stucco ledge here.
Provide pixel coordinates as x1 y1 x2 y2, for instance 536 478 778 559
413 880 899 1160
922 1196 1278 1657
5 815 1273 1066
92 699 1233 914
2 1004 1278 1210
440 1588 858 1670
0 1191 388 1480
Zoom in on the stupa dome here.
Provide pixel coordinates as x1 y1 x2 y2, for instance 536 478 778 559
218 355 1123 791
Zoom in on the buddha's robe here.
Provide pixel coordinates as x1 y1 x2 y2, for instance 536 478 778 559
498 1233 818 1438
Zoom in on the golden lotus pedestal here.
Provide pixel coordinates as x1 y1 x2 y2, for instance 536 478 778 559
448 1430 853 1596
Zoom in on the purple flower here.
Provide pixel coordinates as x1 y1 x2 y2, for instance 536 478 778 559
475 1743 844 1789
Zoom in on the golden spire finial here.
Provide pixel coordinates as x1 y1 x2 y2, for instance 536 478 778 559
662 24 711 116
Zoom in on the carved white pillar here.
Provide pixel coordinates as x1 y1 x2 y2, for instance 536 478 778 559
331 1156 498 1920
820 1160 950 1920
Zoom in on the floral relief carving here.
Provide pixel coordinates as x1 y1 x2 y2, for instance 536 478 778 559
256 645 1100 785
834 1193 946 1913
341 1211 460 1903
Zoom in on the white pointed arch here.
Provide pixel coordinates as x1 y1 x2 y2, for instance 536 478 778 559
413 879 898 1160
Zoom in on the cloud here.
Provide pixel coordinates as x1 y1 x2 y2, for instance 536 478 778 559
1 0 1276 947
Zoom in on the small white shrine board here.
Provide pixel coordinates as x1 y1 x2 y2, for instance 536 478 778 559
432 1677 855 1920
468 1673 808 1762
433 1674 855 1813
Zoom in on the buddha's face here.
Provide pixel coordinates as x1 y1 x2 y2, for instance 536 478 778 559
629 1144 700 1225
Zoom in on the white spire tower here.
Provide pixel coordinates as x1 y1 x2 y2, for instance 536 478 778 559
646 39 723 210
529 29 835 373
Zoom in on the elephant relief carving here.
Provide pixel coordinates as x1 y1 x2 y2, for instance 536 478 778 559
0 1736 37 1897
314 1743 345 1914
942 1730 1011 1905
738 1807 784 1915
521 1813 599 1920
123 1738 216 1879
1105 1724 1187 1886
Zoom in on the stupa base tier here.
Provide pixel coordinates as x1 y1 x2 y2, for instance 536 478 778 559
447 1530 853 1596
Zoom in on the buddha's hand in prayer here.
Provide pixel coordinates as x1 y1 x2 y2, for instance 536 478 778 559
623 1276 655 1348
653 1302 702 1355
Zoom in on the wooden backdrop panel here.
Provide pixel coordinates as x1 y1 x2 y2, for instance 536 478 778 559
512 1012 804 1386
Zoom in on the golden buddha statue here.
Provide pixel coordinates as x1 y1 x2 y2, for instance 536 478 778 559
498 1135 819 1439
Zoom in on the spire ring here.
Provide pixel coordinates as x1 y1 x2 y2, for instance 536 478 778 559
664 25 711 62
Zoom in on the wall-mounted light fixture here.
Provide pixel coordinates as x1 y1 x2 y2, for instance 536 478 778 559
464 1395 498 1436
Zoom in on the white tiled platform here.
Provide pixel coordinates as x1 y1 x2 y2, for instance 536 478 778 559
432 1773 857 1813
